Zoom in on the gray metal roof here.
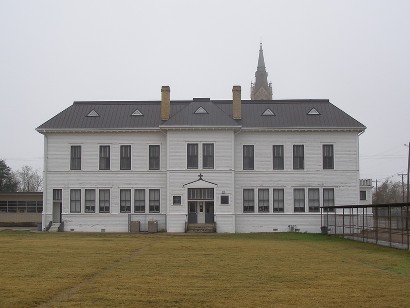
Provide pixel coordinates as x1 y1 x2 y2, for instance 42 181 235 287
36 99 366 132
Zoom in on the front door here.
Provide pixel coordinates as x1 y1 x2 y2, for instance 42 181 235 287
205 201 214 223
187 188 214 224
188 202 197 224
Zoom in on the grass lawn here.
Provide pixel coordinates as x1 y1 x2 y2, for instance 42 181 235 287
0 231 409 307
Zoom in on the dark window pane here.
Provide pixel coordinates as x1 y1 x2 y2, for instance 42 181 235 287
134 189 145 213
99 189 110 213
273 145 284 170
360 191 366 201
258 189 269 213
70 189 81 213
149 189 160 213
187 144 198 169
149 145 160 170
99 146 110 170
293 145 304 170
273 189 284 212
120 145 131 170
308 188 320 212
173 196 181 205
243 145 254 170
85 189 95 213
323 144 334 169
203 143 214 169
243 189 254 213
53 189 62 201
220 195 229 205
70 146 81 170
294 189 305 212
120 189 131 213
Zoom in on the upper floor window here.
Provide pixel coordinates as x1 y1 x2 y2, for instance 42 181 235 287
323 144 334 169
243 145 254 170
149 145 160 170
294 188 305 212
273 145 284 170
308 188 320 212
120 189 131 213
99 189 110 213
149 189 160 213
360 191 366 200
293 145 304 170
70 189 81 213
258 189 269 213
203 143 214 169
243 189 254 213
273 189 284 212
120 145 131 170
85 189 95 213
187 143 198 169
70 146 81 170
99 145 110 170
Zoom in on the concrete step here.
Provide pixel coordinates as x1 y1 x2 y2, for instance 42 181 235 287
187 223 216 233
48 223 61 232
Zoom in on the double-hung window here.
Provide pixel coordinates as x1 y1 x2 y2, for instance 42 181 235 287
294 188 305 212
323 144 334 169
120 189 131 213
293 145 304 170
323 188 335 212
134 189 145 213
308 188 320 212
203 143 214 169
187 144 198 169
243 145 254 170
149 189 160 213
99 189 110 213
149 145 160 170
273 189 284 212
99 146 110 170
243 189 254 213
70 189 81 213
120 145 131 170
273 145 284 170
85 189 95 213
70 146 81 170
258 189 269 213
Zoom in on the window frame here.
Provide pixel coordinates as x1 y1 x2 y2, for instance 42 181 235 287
308 188 320 212
99 189 110 213
134 189 145 213
99 145 110 170
258 188 269 213
149 189 160 213
273 189 284 213
149 145 160 170
85 189 96 213
70 145 81 170
272 145 284 170
293 145 304 170
187 143 199 169
243 189 255 213
202 143 214 169
220 195 229 205
360 190 367 201
120 145 132 170
294 188 305 213
323 144 334 169
70 189 81 213
120 189 131 213
243 145 254 170
172 195 182 206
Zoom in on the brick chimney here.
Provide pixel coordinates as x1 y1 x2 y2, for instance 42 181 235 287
161 86 170 121
232 85 241 120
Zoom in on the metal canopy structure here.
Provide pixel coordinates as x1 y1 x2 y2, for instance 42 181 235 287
321 203 410 250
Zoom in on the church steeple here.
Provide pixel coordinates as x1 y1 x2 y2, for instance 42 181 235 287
251 43 273 100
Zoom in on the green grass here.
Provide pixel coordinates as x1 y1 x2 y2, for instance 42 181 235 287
0 231 409 307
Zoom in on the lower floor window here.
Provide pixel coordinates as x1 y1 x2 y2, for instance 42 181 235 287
294 189 305 212
99 189 110 213
120 189 131 213
258 189 269 213
308 188 320 212
273 189 284 212
323 188 335 212
243 189 255 213
149 189 160 213
85 189 95 213
70 189 81 213
134 189 145 213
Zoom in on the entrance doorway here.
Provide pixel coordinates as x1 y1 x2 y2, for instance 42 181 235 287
187 188 214 224
52 189 62 223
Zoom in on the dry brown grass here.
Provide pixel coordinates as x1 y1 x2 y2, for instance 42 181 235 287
0 231 409 307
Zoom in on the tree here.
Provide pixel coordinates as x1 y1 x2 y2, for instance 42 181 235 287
0 159 18 192
373 179 404 204
15 165 43 192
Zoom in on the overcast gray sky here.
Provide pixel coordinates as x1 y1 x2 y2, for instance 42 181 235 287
1 0 409 183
